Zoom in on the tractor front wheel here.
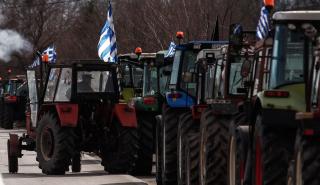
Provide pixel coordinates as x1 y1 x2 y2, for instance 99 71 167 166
177 112 197 185
7 139 18 173
36 113 75 175
71 153 81 173
161 105 187 185
133 114 155 175
102 122 139 174
185 133 200 185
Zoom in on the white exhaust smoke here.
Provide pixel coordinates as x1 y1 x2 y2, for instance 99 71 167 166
0 30 32 62
0 9 32 63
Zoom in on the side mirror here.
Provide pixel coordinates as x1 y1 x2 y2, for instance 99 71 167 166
241 59 251 78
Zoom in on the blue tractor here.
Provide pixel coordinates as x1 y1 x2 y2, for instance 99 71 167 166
156 38 228 185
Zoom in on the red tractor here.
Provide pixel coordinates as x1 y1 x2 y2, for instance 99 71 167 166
7 61 139 175
0 77 27 129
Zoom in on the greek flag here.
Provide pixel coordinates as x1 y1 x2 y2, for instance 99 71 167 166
165 42 176 58
43 45 57 63
256 6 270 40
29 56 40 69
98 1 117 63
28 45 57 69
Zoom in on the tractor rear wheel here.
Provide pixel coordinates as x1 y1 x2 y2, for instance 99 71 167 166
3 104 14 129
161 105 187 185
134 114 155 175
36 113 75 175
293 130 320 185
185 133 200 185
7 139 18 173
200 113 230 185
253 115 295 185
177 112 197 185
103 122 139 174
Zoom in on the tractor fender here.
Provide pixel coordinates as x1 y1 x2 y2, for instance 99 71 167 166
55 104 78 127
40 104 79 127
8 134 20 157
113 103 137 128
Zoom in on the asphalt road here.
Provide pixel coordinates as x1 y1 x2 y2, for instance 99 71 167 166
0 129 156 185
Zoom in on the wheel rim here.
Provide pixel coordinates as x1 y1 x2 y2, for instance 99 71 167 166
295 149 302 185
200 128 207 185
255 136 262 185
41 126 55 161
229 136 236 185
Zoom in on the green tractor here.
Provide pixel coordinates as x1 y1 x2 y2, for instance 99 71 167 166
238 9 320 185
118 51 173 175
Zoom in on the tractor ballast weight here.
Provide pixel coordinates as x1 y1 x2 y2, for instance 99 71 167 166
7 61 139 175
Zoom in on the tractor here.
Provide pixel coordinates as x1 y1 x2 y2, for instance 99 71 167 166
156 32 228 185
187 24 256 185
229 5 320 185
280 11 320 185
0 76 28 129
119 50 174 175
7 60 139 175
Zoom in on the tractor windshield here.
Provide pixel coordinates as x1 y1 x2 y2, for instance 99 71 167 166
77 71 114 93
270 24 311 88
159 64 172 95
170 49 198 96
4 80 23 95
143 65 158 96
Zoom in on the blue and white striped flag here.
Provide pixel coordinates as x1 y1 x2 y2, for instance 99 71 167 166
165 42 176 58
43 45 57 63
98 1 117 63
29 56 40 69
28 45 56 69
256 6 270 40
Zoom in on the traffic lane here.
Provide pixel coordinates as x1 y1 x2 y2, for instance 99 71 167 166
0 129 155 185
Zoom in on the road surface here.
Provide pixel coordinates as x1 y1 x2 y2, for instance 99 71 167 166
0 129 156 185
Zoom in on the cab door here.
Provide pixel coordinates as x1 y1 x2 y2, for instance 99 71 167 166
27 70 38 128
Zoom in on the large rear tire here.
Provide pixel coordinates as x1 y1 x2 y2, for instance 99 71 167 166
161 105 187 185
185 133 200 185
3 104 14 129
200 108 231 185
293 130 320 185
103 122 139 174
134 114 155 175
253 115 295 185
177 112 197 185
36 113 75 175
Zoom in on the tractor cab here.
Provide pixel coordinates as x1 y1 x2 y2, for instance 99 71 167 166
118 53 145 102
166 41 228 108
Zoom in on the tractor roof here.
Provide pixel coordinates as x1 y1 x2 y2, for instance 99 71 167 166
273 11 320 21
118 53 156 60
176 41 229 50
